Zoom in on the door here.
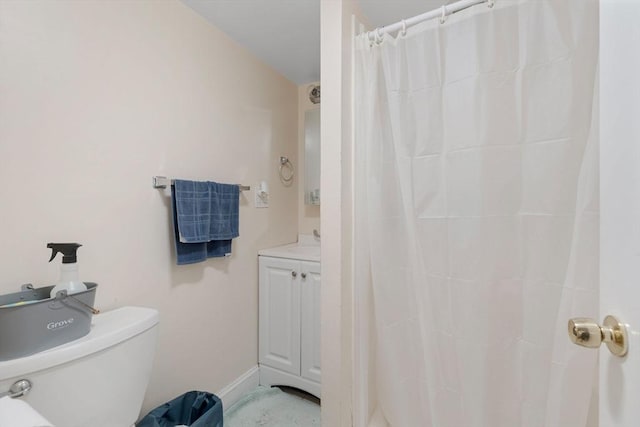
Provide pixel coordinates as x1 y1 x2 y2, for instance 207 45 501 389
258 256 301 375
300 260 322 382
599 1 640 425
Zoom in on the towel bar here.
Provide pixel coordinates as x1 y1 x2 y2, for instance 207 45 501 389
152 176 250 192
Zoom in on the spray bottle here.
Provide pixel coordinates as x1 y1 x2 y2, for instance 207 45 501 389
48 243 87 298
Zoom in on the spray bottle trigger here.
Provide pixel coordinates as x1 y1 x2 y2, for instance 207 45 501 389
46 243 82 264
48 247 60 262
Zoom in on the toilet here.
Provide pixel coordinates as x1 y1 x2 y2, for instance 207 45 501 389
0 306 159 427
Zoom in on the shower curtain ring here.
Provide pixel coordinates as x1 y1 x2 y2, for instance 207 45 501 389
487 0 495 8
375 27 384 44
440 5 448 24
400 19 407 37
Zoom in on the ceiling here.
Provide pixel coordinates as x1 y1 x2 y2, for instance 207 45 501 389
182 0 447 85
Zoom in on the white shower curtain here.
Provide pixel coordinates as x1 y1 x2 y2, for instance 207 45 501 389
355 1 599 426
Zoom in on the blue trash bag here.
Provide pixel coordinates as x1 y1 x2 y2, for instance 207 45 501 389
137 390 223 427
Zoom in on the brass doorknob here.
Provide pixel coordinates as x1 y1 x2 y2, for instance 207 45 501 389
568 315 628 357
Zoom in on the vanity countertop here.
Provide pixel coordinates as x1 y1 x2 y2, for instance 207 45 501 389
258 235 320 262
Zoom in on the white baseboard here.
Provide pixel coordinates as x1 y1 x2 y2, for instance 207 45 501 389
216 365 260 411
259 365 321 399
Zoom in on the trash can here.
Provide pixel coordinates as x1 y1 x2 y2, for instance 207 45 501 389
137 391 223 427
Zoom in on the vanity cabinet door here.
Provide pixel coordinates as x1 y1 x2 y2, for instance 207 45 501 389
300 261 321 383
259 256 301 376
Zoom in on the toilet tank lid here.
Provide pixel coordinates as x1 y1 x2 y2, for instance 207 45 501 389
0 306 159 380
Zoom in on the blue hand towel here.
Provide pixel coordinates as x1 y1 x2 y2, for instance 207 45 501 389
171 180 240 265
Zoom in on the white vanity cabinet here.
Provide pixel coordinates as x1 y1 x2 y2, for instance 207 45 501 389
258 246 321 398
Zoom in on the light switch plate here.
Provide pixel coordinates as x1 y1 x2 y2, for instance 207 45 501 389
255 189 269 208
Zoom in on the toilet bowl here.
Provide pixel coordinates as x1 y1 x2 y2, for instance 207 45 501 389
0 306 159 427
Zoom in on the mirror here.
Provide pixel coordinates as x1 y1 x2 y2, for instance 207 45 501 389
304 108 321 205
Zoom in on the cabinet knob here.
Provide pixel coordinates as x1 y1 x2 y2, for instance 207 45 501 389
301 272 307 279
291 271 297 278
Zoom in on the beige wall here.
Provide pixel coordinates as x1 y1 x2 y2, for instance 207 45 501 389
0 0 298 415
298 82 321 235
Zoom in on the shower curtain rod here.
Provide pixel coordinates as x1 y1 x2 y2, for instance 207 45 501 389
366 0 492 42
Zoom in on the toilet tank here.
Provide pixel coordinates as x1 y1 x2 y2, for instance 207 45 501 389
0 306 159 427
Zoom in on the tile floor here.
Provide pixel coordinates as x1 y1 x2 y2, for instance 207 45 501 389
224 386 320 427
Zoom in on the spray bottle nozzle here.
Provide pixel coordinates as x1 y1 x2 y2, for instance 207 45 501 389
47 243 82 264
